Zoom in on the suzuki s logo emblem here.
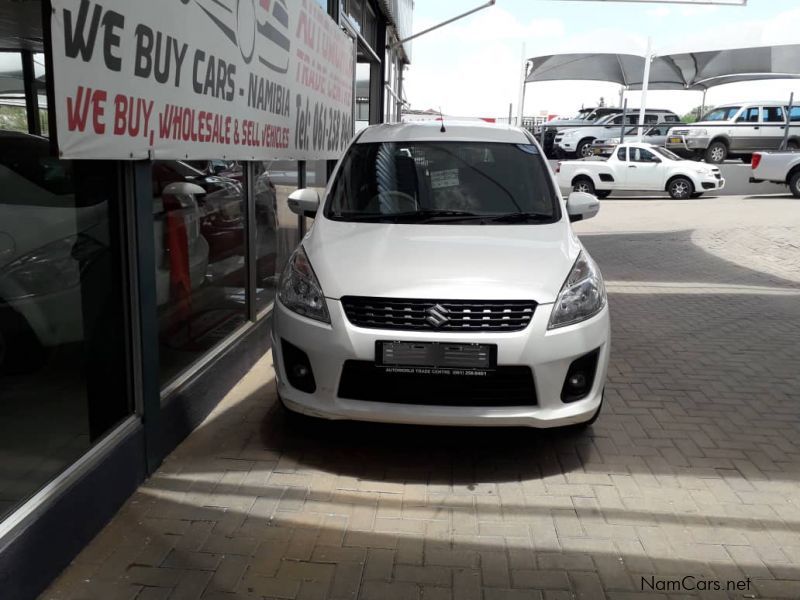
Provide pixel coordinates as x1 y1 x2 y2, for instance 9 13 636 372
426 304 450 327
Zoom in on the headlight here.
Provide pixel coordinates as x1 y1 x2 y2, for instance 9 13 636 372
561 131 577 138
0 234 104 300
687 129 707 136
607 138 620 144
548 251 606 329
278 245 330 323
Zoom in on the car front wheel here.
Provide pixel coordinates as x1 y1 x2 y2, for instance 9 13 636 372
576 140 594 159
668 177 694 199
572 177 595 195
789 171 800 198
705 141 727 164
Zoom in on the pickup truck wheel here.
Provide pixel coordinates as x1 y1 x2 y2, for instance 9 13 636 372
577 140 594 159
572 178 595 195
789 171 800 198
787 140 799 151
595 190 611 199
668 177 694 199
705 141 727 164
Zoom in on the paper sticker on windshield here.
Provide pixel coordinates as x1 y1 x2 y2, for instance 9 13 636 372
431 169 460 189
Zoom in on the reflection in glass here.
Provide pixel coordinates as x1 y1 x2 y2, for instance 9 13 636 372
0 131 129 521
256 161 297 312
152 160 248 385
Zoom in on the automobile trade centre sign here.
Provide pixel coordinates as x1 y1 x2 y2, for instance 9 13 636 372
50 0 355 160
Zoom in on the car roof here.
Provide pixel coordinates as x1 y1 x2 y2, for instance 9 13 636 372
712 101 789 108
357 121 531 144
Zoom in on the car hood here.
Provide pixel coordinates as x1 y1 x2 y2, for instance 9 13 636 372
304 218 582 304
0 201 106 269
547 118 590 127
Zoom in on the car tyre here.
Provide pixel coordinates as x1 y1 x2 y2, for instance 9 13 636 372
668 176 694 199
572 177 595 195
704 141 727 164
576 139 594 159
595 190 611 199
787 140 799 151
789 170 800 198
0 306 47 375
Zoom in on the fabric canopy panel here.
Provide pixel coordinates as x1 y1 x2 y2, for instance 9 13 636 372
526 53 683 89
666 44 800 89
526 44 800 91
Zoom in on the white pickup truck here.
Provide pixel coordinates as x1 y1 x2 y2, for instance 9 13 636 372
749 151 800 197
555 142 725 199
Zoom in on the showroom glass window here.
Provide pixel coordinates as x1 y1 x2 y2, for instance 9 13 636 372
255 160 299 313
0 130 130 521
151 160 247 385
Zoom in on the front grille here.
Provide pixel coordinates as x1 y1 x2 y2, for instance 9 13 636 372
341 297 536 332
671 129 689 136
338 361 537 406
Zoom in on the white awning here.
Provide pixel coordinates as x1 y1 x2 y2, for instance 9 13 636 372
525 43 800 91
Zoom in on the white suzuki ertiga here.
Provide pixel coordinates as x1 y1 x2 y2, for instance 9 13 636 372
272 121 609 428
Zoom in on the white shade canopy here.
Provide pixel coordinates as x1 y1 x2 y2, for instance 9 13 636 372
525 43 800 91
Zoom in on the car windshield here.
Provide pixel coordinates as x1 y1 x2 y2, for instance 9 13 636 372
653 147 682 161
572 110 595 120
701 107 740 121
595 114 621 125
326 141 560 224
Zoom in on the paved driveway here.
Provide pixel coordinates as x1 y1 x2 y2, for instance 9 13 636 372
43 196 800 600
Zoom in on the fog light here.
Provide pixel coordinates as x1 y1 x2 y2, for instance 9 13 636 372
281 339 316 393
568 373 586 389
561 349 600 403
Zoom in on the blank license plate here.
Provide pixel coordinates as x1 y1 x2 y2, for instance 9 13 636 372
377 341 496 370
669 137 682 144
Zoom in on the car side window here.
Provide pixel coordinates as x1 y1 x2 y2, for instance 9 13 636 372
665 115 679 123
644 115 658 124
617 147 627 161
790 106 800 122
631 148 658 163
763 107 784 123
740 107 760 123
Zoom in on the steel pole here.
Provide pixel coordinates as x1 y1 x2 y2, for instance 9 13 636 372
781 92 794 151
699 89 707 119
517 43 527 126
637 37 652 141
620 98 628 144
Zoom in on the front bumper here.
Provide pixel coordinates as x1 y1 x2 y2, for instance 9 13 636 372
272 298 610 428
699 176 725 191
666 135 710 153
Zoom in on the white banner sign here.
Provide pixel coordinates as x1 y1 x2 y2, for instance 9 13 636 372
50 0 355 160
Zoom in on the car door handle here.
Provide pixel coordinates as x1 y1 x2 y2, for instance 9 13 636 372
628 165 637 168
754 126 760 130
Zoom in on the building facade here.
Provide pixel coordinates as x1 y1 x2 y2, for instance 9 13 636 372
0 1 411 598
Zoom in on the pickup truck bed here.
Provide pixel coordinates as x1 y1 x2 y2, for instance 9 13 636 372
750 151 800 197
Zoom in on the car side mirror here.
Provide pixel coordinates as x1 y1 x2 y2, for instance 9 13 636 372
288 188 320 218
566 191 600 223
162 181 206 207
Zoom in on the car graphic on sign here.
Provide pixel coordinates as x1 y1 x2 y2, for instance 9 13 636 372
185 0 291 73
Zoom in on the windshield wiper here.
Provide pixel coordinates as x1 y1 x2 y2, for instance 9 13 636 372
340 209 479 222
483 212 553 223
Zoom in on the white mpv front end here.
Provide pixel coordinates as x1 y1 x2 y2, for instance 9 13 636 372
272 122 610 428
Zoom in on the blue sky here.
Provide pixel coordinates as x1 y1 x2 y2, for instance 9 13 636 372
403 0 800 119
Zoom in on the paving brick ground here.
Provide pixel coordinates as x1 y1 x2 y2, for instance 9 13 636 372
42 196 800 600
